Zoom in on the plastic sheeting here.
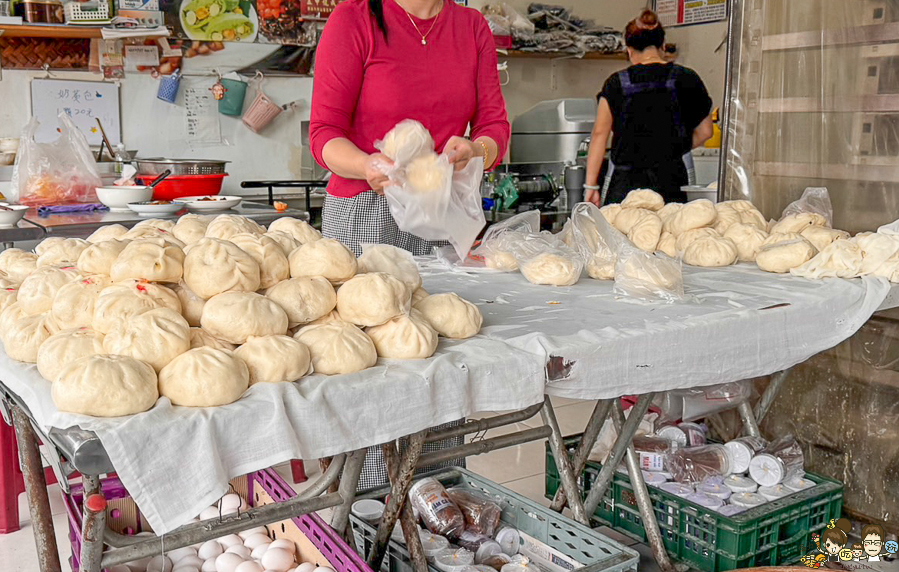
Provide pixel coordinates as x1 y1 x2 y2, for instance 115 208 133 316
721 0 899 234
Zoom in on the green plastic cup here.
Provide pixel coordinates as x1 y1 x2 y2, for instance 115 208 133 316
218 78 248 116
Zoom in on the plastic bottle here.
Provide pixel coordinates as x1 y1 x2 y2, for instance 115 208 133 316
409 478 466 539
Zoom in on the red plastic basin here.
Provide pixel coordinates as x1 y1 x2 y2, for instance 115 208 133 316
136 174 227 201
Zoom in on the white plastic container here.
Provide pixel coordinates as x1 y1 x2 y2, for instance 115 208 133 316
749 453 785 487
717 504 746 516
658 482 693 498
433 548 475 572
758 484 791 501
729 492 767 509
493 527 520 556
723 475 758 494
420 530 451 560
656 425 688 446
351 499 385 524
699 481 732 501
685 492 724 510
783 475 816 492
724 437 767 474
642 471 669 486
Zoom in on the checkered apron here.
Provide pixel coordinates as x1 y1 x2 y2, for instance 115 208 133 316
323 191 464 490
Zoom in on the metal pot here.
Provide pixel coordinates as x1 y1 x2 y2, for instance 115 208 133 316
134 158 229 175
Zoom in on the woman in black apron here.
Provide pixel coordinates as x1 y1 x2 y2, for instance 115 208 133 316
584 9 713 206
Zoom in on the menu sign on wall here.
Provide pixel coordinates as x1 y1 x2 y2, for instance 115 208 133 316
655 0 727 27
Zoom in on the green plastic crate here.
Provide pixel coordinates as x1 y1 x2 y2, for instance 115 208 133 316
545 435 843 572
350 468 639 572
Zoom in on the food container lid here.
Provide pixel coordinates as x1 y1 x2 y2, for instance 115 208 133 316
724 440 754 474
474 540 502 564
783 475 816 492
656 425 688 446
686 492 724 510
351 499 385 522
699 482 732 501
642 471 669 486
729 492 767 508
716 504 746 516
434 548 475 572
420 530 451 556
409 477 438 497
678 422 707 446
494 527 520 556
758 484 791 501
723 475 758 493
749 453 784 487
659 482 693 497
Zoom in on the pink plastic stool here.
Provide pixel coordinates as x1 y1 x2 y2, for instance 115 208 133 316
1 418 61 534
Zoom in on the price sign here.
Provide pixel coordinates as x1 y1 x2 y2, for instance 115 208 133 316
655 0 728 27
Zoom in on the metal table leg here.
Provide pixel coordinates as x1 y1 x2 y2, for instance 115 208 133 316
736 400 761 438
80 474 106 572
382 442 428 572
610 402 678 572
541 396 588 525
549 399 612 512
754 370 788 425
10 405 61 572
330 449 366 537
582 393 655 517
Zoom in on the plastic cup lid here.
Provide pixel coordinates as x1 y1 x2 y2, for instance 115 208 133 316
686 492 724 509
783 475 815 491
435 548 475 570
749 453 784 487
717 504 747 516
642 471 669 486
351 499 386 520
659 482 694 497
474 540 502 564
494 527 520 556
699 482 732 501
724 475 758 493
724 440 754 474
702 475 726 487
758 484 791 501
656 425 688 445
729 492 767 508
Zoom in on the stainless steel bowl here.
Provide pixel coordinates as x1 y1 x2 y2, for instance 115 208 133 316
134 158 229 175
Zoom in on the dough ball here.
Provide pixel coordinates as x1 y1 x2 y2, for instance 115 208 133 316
587 256 616 280
133 218 176 233
600 204 622 225
414 293 482 339
770 213 827 235
111 238 185 284
158 348 249 407
294 322 377 375
288 238 357 285
50 275 113 330
762 232 803 248
723 200 756 212
228 233 289 289
0 285 17 315
379 120 434 163
170 281 205 327
92 280 182 334
724 223 769 262
621 189 664 211
201 292 289 345
658 203 684 222
675 227 720 254
0 249 38 282
104 308 191 373
357 244 422 293
34 237 64 256
618 252 682 291
520 252 581 286
336 272 409 327
121 225 185 248
485 251 518 271
53 355 158 417
855 233 899 276
86 224 128 243
267 217 322 245
738 209 768 231
265 230 303 256
77 239 131 276
713 203 742 235
406 153 450 193
183 238 261 299
37 328 106 382
683 236 738 267
627 211 663 252
756 238 818 273
36 238 89 268
306 310 344 327
800 226 849 252
265 277 336 327
173 214 211 245
657 232 677 258
663 199 717 236
205 215 265 241
234 335 311 384
366 309 438 360
189 328 236 351
2 313 52 362
613 207 653 234
791 240 864 280
0 302 27 332
17 265 82 316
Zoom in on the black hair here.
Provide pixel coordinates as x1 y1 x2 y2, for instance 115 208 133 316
370 0 388 41
625 9 665 51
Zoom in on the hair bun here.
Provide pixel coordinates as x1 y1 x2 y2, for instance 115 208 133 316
637 9 660 29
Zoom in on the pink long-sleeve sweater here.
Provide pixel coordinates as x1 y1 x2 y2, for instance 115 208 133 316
309 0 510 198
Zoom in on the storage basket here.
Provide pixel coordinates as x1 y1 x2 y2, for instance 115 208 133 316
64 0 112 24
545 435 844 572
350 468 639 572
63 468 373 572
242 91 283 133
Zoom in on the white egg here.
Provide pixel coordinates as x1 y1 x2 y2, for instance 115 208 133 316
313 567 335 572
218 534 243 548
168 547 199 564
173 567 201 572
243 534 272 550
219 493 242 511
268 540 296 556
176 557 205 570
147 555 174 572
198 540 224 561
214 552 245 572
238 527 269 540
202 558 218 572
261 548 294 572
226 545 251 558
200 506 222 520
250 544 270 561
235 562 264 572
294 563 315 572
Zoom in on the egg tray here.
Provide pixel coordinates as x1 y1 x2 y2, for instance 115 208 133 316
62 467 373 572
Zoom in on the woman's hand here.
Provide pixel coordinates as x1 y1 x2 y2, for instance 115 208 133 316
363 153 394 195
442 136 480 171
585 186 602 207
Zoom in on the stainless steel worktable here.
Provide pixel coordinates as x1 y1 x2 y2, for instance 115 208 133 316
0 219 46 247
22 202 309 238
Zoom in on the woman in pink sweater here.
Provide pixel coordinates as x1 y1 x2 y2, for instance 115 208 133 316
309 0 510 257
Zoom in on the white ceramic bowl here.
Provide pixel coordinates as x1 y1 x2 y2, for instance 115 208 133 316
127 201 183 216
0 203 29 228
0 138 19 154
175 195 242 211
96 186 154 212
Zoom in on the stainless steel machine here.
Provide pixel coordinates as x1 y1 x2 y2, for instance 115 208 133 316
511 99 596 164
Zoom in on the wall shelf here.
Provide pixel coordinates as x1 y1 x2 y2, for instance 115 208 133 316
755 161 899 182
0 24 103 39
499 50 624 61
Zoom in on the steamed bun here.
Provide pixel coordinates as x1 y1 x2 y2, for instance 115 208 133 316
158 348 249 407
683 236 738 267
92 280 182 334
111 238 184 283
265 277 336 327
227 233 290 289
357 244 422 293
264 230 303 256
520 253 581 286
204 214 265 241
189 327 236 351
414 293 482 339
36 238 89 268
17 265 82 315
234 335 311 384
170 281 205 327
379 120 434 163
663 199 717 236
37 328 106 382
267 217 322 245
53 355 158 417
756 238 818 273
294 322 377 375
406 153 450 193
77 239 131 276
336 272 409 327
201 292 289 345
86 224 128 243
288 239 357 285
103 308 191 372
366 309 438 360
50 275 113 330
2 313 52 362
0 249 38 283
172 214 211 245
621 189 664 211
183 238 261 299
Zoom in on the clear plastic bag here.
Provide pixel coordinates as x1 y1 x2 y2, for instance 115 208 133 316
10 114 102 206
446 488 502 537
655 381 753 422
375 119 435 165
569 203 618 281
669 444 734 484
472 210 540 272
780 187 833 227
509 232 583 286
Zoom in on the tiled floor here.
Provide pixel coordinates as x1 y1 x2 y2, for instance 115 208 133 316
2 399 643 571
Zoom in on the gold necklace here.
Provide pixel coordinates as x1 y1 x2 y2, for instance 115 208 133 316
396 0 442 45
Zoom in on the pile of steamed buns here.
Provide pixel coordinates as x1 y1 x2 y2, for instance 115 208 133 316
0 215 483 418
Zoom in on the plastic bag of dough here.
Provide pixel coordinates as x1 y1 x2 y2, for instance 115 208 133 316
779 187 833 227
790 240 864 280
568 203 618 280
375 119 435 164
508 232 583 286
471 210 540 272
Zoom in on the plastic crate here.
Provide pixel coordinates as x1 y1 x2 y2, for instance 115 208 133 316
63 468 372 572
350 468 639 572
544 435 844 572
64 0 113 24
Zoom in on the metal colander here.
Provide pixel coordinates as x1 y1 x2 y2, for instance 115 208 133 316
134 158 229 175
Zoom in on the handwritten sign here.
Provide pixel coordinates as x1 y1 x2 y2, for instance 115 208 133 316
30 79 121 146
656 0 727 27
183 86 222 146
